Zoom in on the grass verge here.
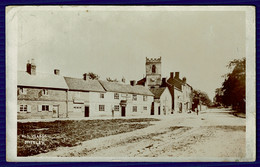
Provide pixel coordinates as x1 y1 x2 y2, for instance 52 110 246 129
17 118 159 157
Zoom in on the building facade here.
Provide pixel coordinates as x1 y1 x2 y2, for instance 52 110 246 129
98 80 154 117
167 72 193 113
150 86 172 116
17 60 68 119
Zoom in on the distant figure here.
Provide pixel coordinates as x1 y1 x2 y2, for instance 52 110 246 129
112 108 114 118
195 108 199 115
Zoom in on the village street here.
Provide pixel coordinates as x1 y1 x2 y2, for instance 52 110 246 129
36 108 246 158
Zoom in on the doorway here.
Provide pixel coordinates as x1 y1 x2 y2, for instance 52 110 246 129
151 102 154 115
85 106 89 117
158 106 160 115
53 105 59 118
121 106 126 117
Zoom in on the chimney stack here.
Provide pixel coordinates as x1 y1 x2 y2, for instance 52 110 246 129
26 59 36 75
170 72 174 78
54 69 60 75
83 73 89 80
130 80 136 86
175 72 180 79
162 78 166 84
182 77 187 83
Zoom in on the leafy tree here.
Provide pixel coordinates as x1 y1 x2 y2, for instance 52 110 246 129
86 72 100 80
106 77 119 82
219 57 245 112
192 89 212 108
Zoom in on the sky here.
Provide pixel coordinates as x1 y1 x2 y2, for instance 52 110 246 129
16 7 246 100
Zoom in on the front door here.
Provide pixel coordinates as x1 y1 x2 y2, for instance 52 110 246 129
53 105 59 118
151 102 154 115
84 106 89 117
158 106 160 115
121 106 126 117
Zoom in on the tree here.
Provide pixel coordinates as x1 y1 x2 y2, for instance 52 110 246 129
106 77 119 82
219 57 245 112
86 72 100 80
192 89 212 109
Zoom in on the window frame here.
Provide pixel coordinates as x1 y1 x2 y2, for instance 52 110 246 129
19 104 28 112
42 89 49 96
99 105 105 111
133 94 137 101
100 93 104 98
143 95 147 101
143 106 147 110
114 105 119 111
19 88 27 95
114 93 119 99
133 106 137 112
42 105 49 111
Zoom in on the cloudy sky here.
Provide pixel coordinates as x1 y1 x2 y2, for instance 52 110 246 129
16 7 246 100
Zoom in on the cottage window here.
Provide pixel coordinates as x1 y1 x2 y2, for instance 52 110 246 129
114 93 119 99
99 105 105 111
114 105 119 111
143 95 147 101
19 88 27 95
19 105 27 112
143 106 147 110
133 94 137 101
42 105 49 111
42 89 48 96
100 93 104 98
133 106 137 112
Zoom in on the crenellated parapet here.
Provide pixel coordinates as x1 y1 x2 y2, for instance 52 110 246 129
146 57 161 64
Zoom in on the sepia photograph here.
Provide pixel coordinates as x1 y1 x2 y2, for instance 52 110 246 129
6 6 255 162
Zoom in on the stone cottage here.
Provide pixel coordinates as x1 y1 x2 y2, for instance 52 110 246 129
17 59 69 119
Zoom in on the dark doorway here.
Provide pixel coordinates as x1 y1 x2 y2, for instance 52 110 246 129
85 106 89 117
121 106 126 117
151 102 154 115
158 106 160 115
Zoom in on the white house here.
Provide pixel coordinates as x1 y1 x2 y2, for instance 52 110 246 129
65 74 154 118
149 86 172 116
98 80 154 117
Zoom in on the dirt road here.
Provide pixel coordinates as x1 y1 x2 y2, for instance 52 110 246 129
36 109 245 158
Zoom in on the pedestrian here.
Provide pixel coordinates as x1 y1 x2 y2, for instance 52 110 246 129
195 108 199 115
112 107 114 118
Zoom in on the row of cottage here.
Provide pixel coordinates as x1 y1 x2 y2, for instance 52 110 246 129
17 58 193 119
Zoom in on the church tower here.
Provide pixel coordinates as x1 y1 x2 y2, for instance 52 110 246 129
145 57 162 87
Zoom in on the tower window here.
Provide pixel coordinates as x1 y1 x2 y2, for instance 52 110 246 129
152 65 156 73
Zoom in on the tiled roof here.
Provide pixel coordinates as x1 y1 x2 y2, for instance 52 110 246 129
64 77 105 92
136 77 146 86
17 71 68 89
99 80 154 96
167 77 183 91
149 87 166 99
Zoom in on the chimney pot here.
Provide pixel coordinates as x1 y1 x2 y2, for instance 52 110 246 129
130 80 136 86
162 78 166 83
26 59 36 75
83 73 88 80
54 69 60 75
175 72 180 78
183 77 187 83
170 72 174 78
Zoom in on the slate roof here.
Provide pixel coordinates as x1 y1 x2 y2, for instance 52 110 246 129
149 87 166 99
17 71 68 89
64 77 105 92
99 80 154 96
